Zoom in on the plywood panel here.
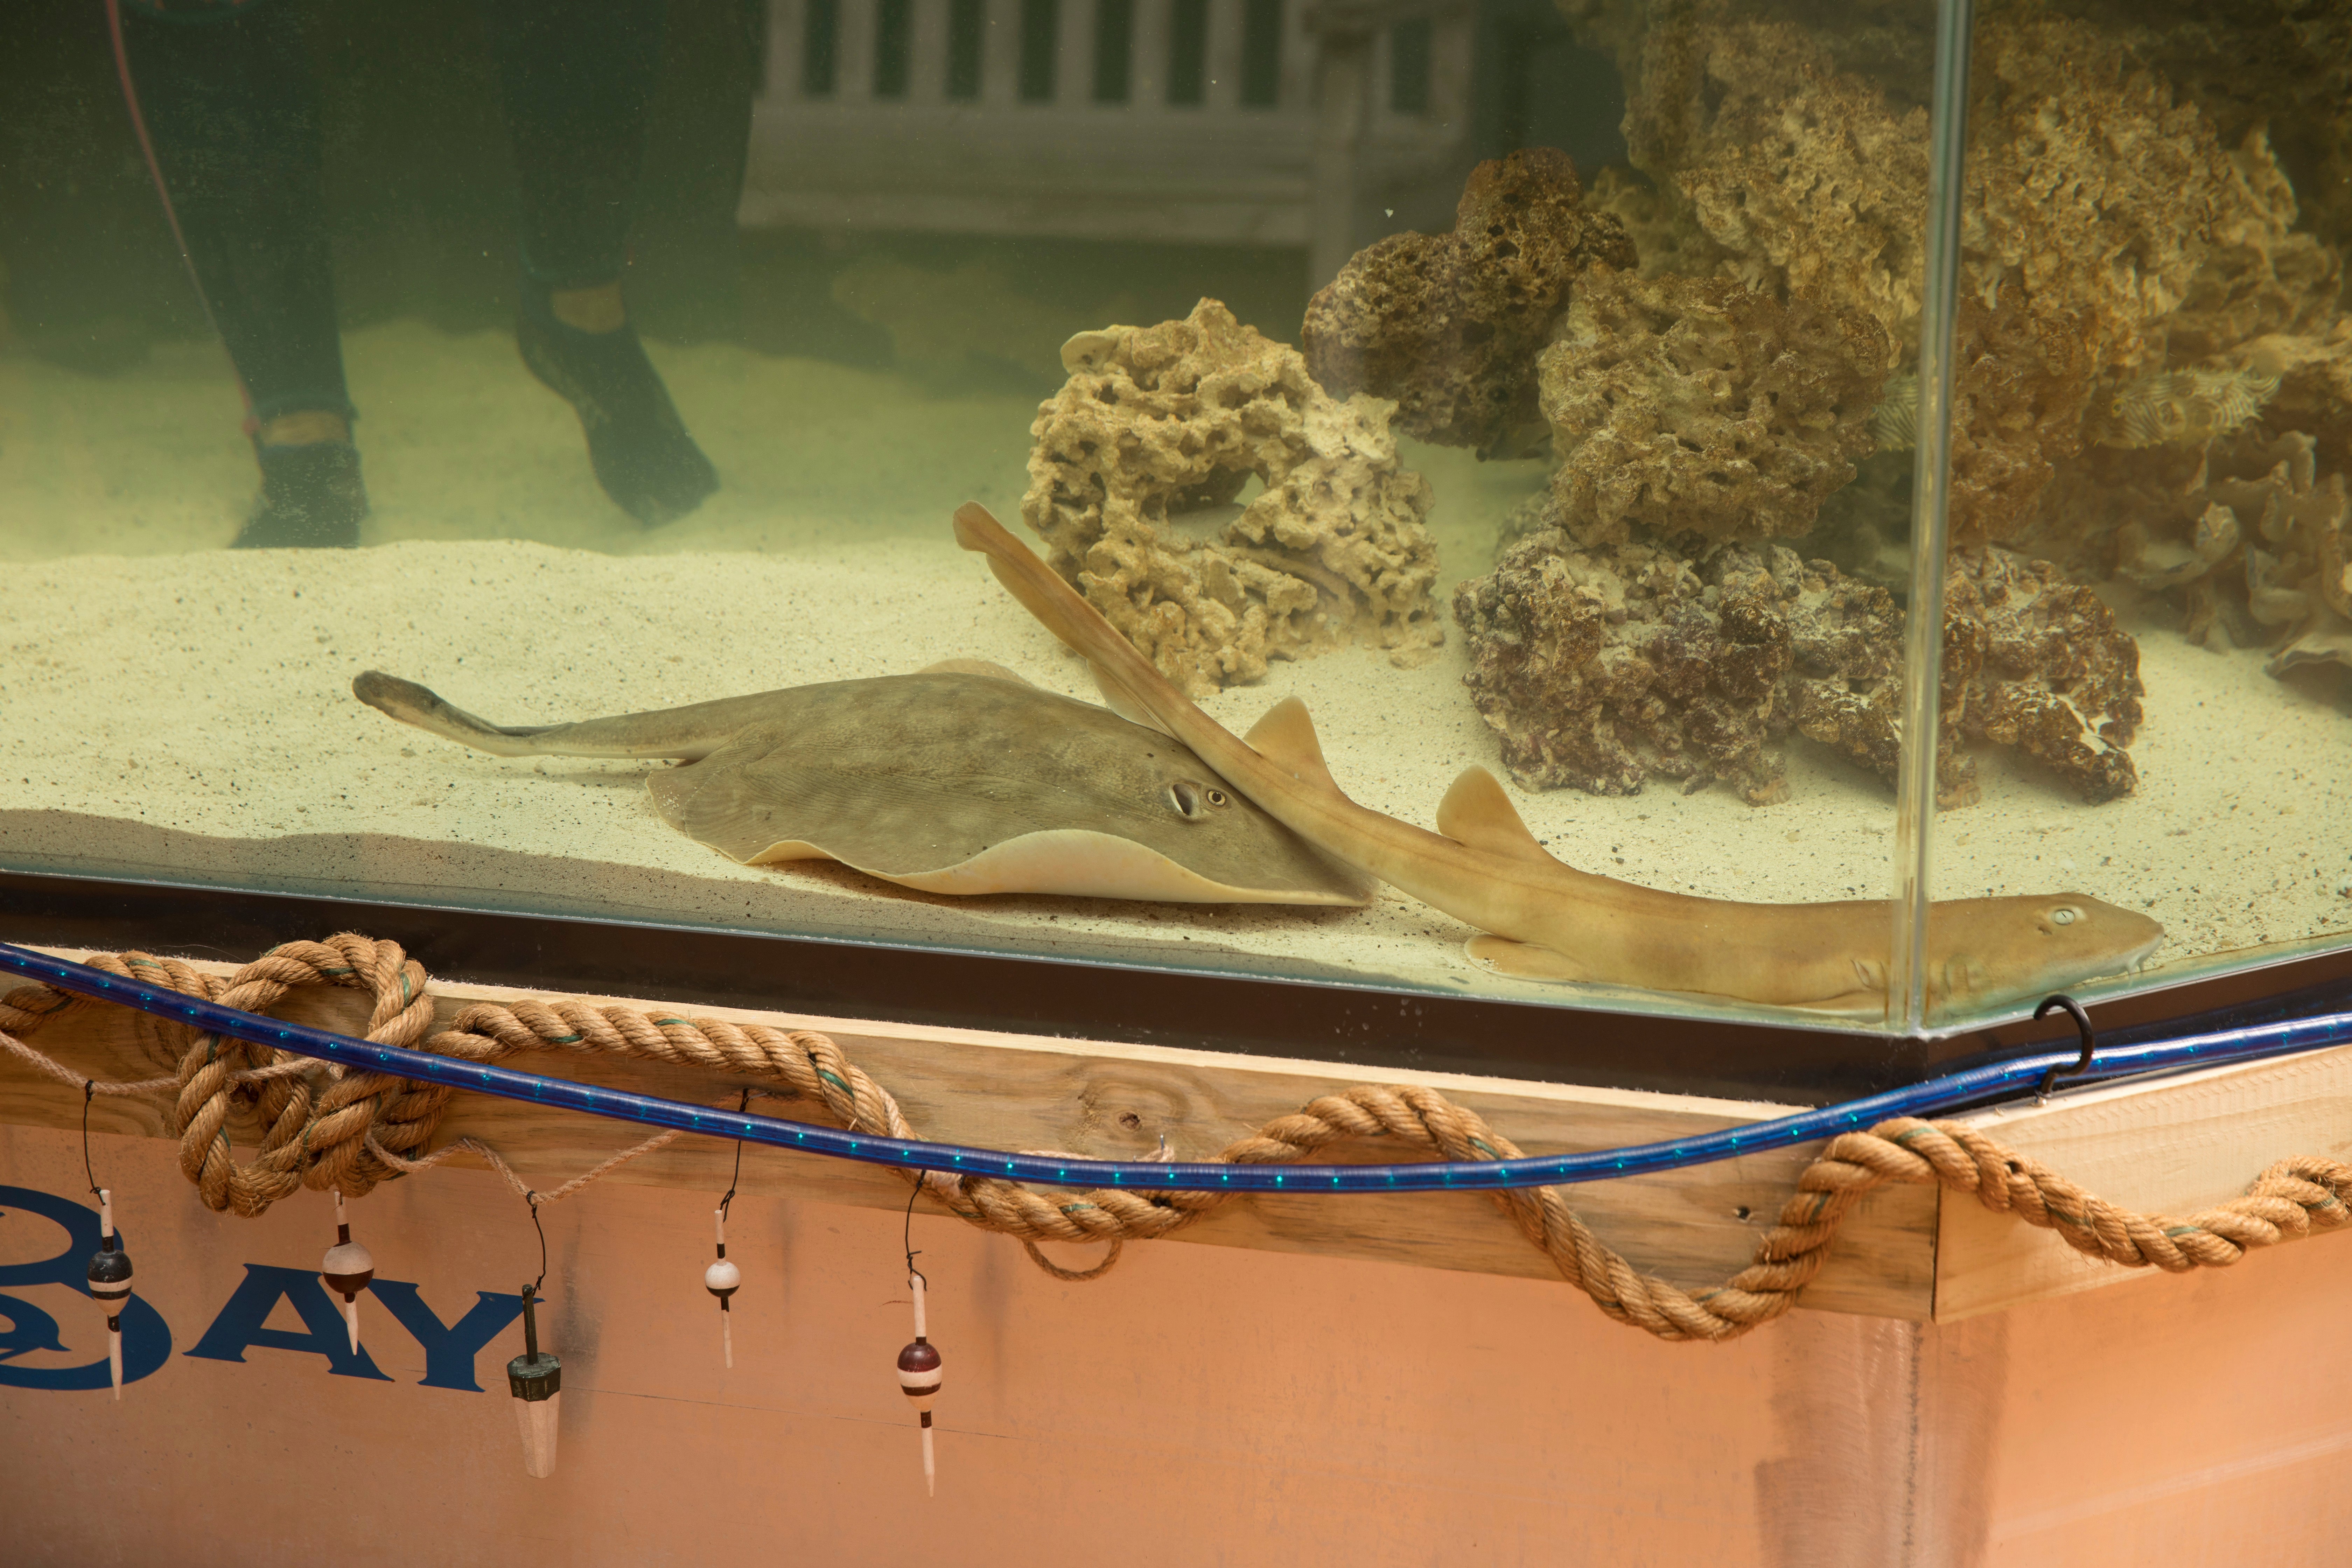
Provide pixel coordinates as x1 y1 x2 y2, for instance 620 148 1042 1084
1934 1043 2352 1320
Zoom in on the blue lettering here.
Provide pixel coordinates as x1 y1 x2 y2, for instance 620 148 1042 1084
184 1265 392 1380
367 1281 528 1392
0 1185 173 1391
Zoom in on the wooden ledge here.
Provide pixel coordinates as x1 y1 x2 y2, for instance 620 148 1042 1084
6 949 2347 1321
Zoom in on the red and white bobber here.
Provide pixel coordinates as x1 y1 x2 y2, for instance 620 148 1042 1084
319 1189 375 1354
85 1189 133 1401
704 1205 741 1368
896 1271 943 1497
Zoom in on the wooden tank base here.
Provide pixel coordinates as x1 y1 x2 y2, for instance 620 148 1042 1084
7 947 2349 1323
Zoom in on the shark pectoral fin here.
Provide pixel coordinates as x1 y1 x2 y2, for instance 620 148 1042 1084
1465 934 1591 983
1242 696 1338 791
918 658 1034 685
1436 768 1554 864
1088 661 1173 735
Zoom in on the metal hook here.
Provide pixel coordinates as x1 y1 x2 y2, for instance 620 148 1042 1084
2033 994 2098 1103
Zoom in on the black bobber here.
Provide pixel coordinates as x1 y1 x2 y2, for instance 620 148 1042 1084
85 1189 133 1402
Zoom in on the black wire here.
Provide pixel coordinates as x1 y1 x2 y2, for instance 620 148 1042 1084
902 1176 925 1288
718 1086 751 1222
527 1192 548 1297
81 1081 101 1199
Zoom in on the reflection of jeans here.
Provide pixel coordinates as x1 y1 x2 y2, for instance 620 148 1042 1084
123 0 666 425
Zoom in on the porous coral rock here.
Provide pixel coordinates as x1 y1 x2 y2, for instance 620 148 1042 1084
1451 529 2144 808
1942 550 2145 807
2094 368 2282 450
1451 528 1914 805
2086 432 2352 660
1536 267 1888 547
1558 4 2346 553
1022 299 1441 695
1301 148 1636 454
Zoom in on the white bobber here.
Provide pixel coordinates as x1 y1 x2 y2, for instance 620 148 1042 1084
506 1288 562 1479
704 1205 741 1369
895 1271 943 1497
318 1189 375 1355
84 1189 133 1402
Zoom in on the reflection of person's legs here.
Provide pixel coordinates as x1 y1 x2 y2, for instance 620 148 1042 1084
119 1 366 547
483 0 718 525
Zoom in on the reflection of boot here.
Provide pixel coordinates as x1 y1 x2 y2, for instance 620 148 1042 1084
515 284 718 525
233 440 367 549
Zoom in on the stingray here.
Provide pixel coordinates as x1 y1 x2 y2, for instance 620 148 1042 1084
350 665 1373 906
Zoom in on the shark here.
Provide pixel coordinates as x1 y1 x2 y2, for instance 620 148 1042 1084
952 501 2165 1013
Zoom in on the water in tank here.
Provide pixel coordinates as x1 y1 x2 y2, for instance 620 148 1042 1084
1 0 2340 1036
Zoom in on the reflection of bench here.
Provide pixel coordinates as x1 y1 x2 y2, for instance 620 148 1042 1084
741 0 1477 283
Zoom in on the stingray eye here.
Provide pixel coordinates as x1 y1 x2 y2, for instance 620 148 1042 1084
1168 782 1206 819
2051 905 2080 926
1205 787 1230 808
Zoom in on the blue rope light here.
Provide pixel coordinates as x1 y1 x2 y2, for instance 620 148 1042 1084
5 940 2348 1195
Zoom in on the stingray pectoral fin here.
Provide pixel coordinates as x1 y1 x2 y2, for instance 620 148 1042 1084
1436 768 1556 864
1464 933 1591 983
738 839 837 864
867 829 1371 905
918 658 1034 685
1242 698 1338 792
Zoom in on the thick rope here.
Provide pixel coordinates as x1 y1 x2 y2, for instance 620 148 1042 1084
6 936 2347 1341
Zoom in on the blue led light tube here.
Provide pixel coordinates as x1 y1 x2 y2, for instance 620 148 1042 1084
5 940 2348 1195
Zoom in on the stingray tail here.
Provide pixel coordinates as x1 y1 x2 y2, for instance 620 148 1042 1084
352 671 556 757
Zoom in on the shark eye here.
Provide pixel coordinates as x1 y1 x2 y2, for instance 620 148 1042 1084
1205 787 1230 808
2051 906 2080 926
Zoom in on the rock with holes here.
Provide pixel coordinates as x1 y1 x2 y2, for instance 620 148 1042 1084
1021 298 1442 695
1452 526 2143 806
1535 266 1887 548
1300 147 1636 454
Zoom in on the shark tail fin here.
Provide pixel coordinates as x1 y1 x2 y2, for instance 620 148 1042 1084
1243 697 1340 793
952 501 1172 728
1436 767 1555 864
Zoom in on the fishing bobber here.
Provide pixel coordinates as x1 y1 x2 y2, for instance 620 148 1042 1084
84 1189 133 1402
704 1205 741 1369
896 1271 943 1497
319 1189 375 1355
506 1288 562 1479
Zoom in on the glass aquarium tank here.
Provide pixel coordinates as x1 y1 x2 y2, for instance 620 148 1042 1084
0 0 2343 1052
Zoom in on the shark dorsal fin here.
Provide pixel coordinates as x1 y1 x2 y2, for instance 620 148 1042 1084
1437 767 1552 862
1090 661 1173 736
1244 697 1337 791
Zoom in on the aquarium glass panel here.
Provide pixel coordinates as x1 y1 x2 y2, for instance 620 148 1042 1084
8 0 2296 1046
1907 0 2352 1029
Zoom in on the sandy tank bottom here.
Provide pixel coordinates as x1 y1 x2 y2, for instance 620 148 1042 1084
3 322 2348 1027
